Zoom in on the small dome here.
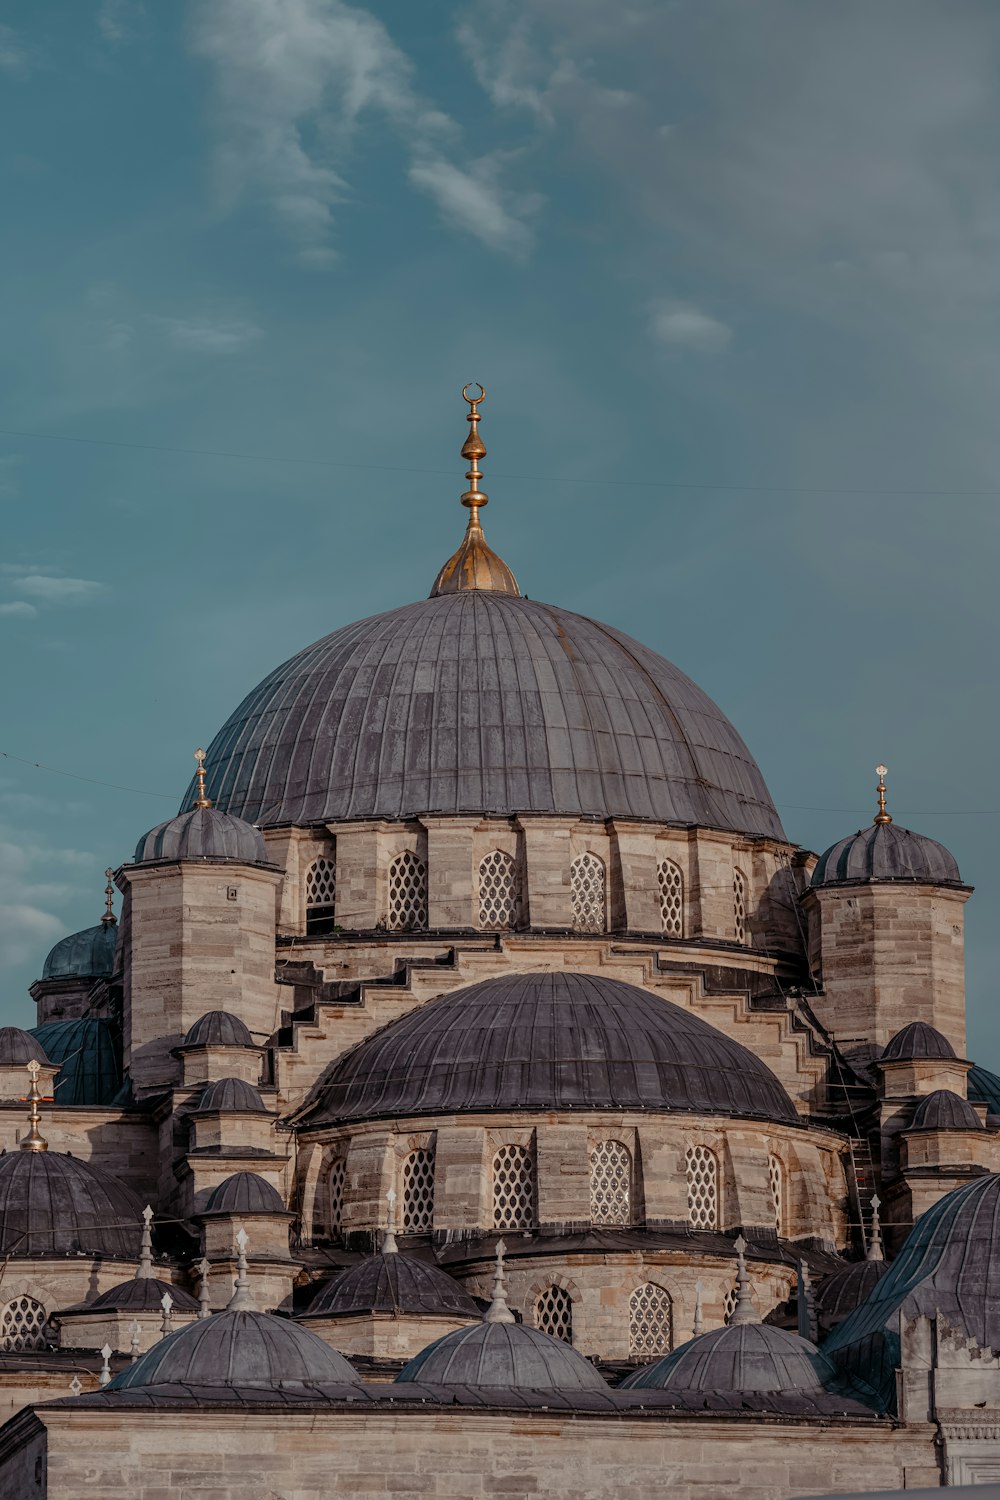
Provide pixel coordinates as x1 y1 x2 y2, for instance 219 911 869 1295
0 1027 48 1068
182 1011 254 1048
968 1064 1000 1116
910 1090 982 1131
305 1253 480 1322
623 1323 838 1395
195 1077 269 1114
202 1172 285 1216
41 921 117 981
396 1320 607 1391
880 1021 957 1063
812 822 961 888
30 1019 123 1107
108 1308 359 1390
0 1151 142 1257
815 1260 892 1333
134 807 269 866
62 1277 200 1315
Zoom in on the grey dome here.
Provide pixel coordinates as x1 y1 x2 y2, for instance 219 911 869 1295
202 1172 285 1216
108 1308 359 1390
195 1077 268 1114
815 1259 892 1334
910 1089 982 1131
0 1027 48 1067
968 1064 1000 1115
183 1011 254 1048
190 592 784 838
881 1021 957 1062
30 1019 123 1107
41 921 116 981
62 1277 200 1315
812 822 961 887
623 1323 837 1395
0 1150 143 1258
134 807 269 866
305 1253 480 1322
300 971 798 1128
396 1319 607 1391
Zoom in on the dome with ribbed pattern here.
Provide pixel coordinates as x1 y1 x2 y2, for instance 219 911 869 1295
195 1077 268 1114
304 1253 479 1322
0 1150 142 1258
910 1090 982 1131
396 1319 606 1390
108 1309 359 1390
41 921 117 981
0 1027 48 1067
812 822 961 887
183 1011 254 1048
622 1323 838 1394
135 807 269 866
202 1172 285 1215
880 1022 957 1062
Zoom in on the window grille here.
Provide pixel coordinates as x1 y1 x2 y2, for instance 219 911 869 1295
724 1285 738 1324
733 868 748 945
686 1144 719 1229
478 850 520 930
570 852 606 933
305 856 337 935
628 1283 672 1358
768 1154 784 1234
657 859 684 937
590 1140 631 1226
387 850 428 931
328 1158 346 1237
401 1148 435 1233
492 1143 535 1230
0 1296 46 1352
535 1285 573 1343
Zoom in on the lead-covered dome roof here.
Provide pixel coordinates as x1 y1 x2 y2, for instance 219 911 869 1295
0 1027 48 1067
623 1323 838 1395
881 1021 957 1062
182 1010 254 1048
41 921 117 981
189 593 784 837
299 971 798 1128
0 1150 143 1257
202 1172 285 1216
812 822 961 887
304 1252 480 1322
910 1089 981 1131
30 1018 123 1107
396 1319 607 1391
108 1308 360 1390
134 806 269 866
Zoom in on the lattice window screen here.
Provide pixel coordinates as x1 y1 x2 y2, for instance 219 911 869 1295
401 1148 436 1232
328 1158 346 1237
590 1140 631 1226
0 1297 46 1352
657 859 684 937
733 868 748 945
305 856 337 934
535 1286 573 1343
629 1283 672 1358
387 850 428 931
479 850 520 930
492 1144 535 1230
686 1144 719 1229
570 853 606 933
724 1285 738 1324
768 1154 784 1234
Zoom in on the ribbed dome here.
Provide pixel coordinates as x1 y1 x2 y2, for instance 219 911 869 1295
183 1011 254 1048
195 1077 268 1114
910 1090 982 1131
299 972 798 1128
190 593 784 837
881 1021 957 1062
63 1277 200 1315
41 921 117 981
135 806 269 866
968 1064 1000 1115
202 1172 285 1215
108 1309 360 1390
623 1323 838 1395
305 1253 480 1321
812 822 961 887
29 1019 122 1107
0 1027 48 1067
396 1319 607 1390
0 1151 142 1257
815 1260 892 1333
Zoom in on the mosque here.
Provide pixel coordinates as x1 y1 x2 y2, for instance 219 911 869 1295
2 387 1000 1499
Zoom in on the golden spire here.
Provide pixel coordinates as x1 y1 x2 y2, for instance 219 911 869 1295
874 764 892 825
193 748 213 810
101 867 117 926
430 384 520 599
20 1060 48 1152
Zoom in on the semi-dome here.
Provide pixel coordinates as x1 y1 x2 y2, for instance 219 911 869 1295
968 1063 1000 1116
815 1259 892 1333
396 1319 607 1391
189 592 784 838
299 971 799 1128
304 1253 480 1322
202 1172 285 1216
0 1150 143 1257
108 1308 360 1390
909 1089 982 1131
0 1027 48 1067
29 1018 122 1107
622 1323 839 1395
812 822 961 888
41 921 117 981
880 1021 957 1063
182 1010 254 1048
134 806 269 866
194 1077 269 1114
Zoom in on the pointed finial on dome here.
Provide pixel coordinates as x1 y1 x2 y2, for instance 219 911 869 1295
159 1291 174 1337
430 384 520 599
692 1280 704 1337
796 1260 817 1342
20 1060 48 1153
484 1238 516 1324
197 1256 212 1319
382 1188 399 1255
228 1228 252 1309
136 1206 154 1279
193 748 213 810
128 1319 142 1361
99 1343 113 1386
728 1234 760 1326
874 764 892 825
867 1193 885 1262
101 867 117 926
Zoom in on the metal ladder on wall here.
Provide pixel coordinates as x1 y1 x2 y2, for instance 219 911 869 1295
847 1136 878 1254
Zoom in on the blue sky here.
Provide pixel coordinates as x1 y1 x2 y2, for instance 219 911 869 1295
2 1 999 1059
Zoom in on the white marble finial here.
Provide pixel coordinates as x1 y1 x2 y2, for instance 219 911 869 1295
99 1344 113 1387
228 1227 253 1310
728 1234 760 1326
137 1205 154 1280
867 1193 885 1263
382 1188 399 1255
197 1256 212 1319
128 1320 142 1361
159 1291 174 1336
484 1238 515 1325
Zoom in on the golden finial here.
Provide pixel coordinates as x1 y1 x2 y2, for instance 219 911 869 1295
101 867 116 926
874 764 892 825
193 748 213 810
21 1060 49 1152
430 384 520 599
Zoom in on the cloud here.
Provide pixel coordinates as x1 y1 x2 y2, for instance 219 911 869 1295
14 575 106 605
648 299 732 353
0 24 31 77
159 315 263 354
0 601 38 619
409 154 538 259
97 0 145 45
0 833 97 970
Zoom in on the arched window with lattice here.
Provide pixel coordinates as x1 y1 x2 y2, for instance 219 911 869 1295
0 1296 47 1352
305 855 337 935
629 1283 672 1358
492 1143 535 1230
387 850 428 931
570 852 605 932
686 1143 719 1229
657 859 684 937
590 1139 631 1226
535 1285 573 1343
723 1284 738 1324
401 1148 435 1233
733 867 748 945
327 1157 347 1239
768 1153 784 1235
479 849 520 930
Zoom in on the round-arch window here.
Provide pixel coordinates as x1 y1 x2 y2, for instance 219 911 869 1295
0 1296 47 1352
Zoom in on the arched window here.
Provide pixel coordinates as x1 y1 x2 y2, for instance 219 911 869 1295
570 852 605 933
401 1148 435 1233
387 851 428 931
629 1283 672 1358
492 1143 535 1230
327 1157 346 1238
686 1144 719 1229
305 855 337 935
768 1153 784 1235
478 850 520 930
590 1139 631 1226
535 1285 573 1343
733 868 748 945
0 1296 47 1352
657 859 684 937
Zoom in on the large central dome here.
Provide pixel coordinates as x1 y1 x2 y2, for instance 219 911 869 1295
192 592 782 837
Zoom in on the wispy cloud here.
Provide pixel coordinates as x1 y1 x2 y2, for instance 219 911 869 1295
0 24 32 78
0 601 37 619
158 315 263 354
648 299 732 354
409 153 539 260
97 0 145 45
0 831 96 970
15 574 106 605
